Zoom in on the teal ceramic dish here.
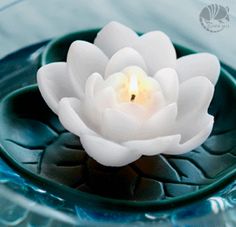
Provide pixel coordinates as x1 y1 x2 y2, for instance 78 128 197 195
0 30 236 213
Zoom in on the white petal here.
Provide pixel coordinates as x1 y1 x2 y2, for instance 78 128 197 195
123 118 213 156
175 113 213 144
67 41 108 98
177 76 214 121
94 87 117 112
80 134 141 167
123 135 181 156
176 53 220 84
105 47 147 78
174 77 214 143
117 102 148 120
103 72 126 90
132 31 176 75
170 117 214 155
85 73 104 98
149 91 166 114
81 87 116 131
58 98 97 137
37 62 75 114
154 68 179 103
82 87 117 131
101 109 140 142
94 21 138 58
141 103 177 139
82 79 115 131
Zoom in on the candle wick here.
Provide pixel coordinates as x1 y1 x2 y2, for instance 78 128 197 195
130 94 136 101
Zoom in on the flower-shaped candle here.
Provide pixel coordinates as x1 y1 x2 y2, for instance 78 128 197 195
37 22 220 167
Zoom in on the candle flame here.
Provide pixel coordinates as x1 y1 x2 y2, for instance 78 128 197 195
129 75 138 101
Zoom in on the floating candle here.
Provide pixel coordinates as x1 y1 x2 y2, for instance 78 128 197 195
37 21 220 166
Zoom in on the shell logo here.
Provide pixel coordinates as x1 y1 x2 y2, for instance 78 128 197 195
199 4 229 32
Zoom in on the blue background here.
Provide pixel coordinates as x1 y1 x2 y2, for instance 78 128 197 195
0 0 235 67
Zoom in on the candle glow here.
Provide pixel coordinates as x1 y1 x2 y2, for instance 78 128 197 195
129 74 138 101
117 66 156 106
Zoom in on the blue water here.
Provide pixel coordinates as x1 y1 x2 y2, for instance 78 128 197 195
1 150 236 225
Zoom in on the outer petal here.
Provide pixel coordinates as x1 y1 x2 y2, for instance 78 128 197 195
168 117 214 155
123 118 213 156
58 97 97 137
177 76 214 121
176 53 220 84
175 76 214 142
80 134 141 167
154 68 179 104
101 109 140 142
131 31 176 75
37 62 75 114
105 47 147 78
67 41 108 98
94 21 138 58
123 135 181 156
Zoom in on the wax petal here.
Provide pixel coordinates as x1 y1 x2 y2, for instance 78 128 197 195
80 134 141 167
167 117 214 155
149 91 166 114
102 72 126 90
154 68 179 104
94 21 138 58
58 97 97 137
117 102 148 121
82 87 117 131
123 135 181 156
105 47 147 78
175 77 214 142
176 53 220 84
132 31 176 75
177 76 214 121
101 109 141 142
141 103 177 139
174 113 213 144
37 62 75 114
67 41 108 98
123 118 213 156
85 73 104 98
94 87 117 111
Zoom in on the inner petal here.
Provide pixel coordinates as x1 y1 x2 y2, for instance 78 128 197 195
81 86 117 132
100 108 141 142
82 66 167 133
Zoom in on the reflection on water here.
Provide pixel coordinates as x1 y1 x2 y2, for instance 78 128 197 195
1 156 236 226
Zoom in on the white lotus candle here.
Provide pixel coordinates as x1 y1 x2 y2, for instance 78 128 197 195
37 21 220 167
